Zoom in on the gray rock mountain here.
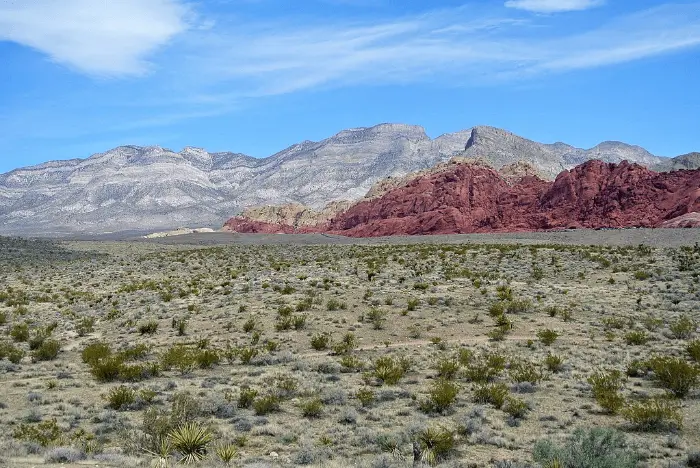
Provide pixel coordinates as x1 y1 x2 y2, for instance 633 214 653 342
652 152 700 172
0 123 687 235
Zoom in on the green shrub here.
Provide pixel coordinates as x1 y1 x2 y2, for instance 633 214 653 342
373 356 410 385
106 385 135 410
533 427 639 468
253 395 280 415
463 352 505 383
138 321 158 335
76 317 96 336
31 339 60 361
366 308 387 330
416 427 455 466
503 396 529 419
242 317 257 333
435 357 460 380
622 397 683 431
28 329 51 351
90 356 124 382
421 379 459 413
169 422 213 464
407 298 420 311
509 360 543 384
670 315 697 339
624 330 649 346
81 342 111 364
647 355 699 398
215 443 238 464
238 347 258 364
300 398 323 418
10 323 29 342
12 418 61 447
587 369 625 414
331 332 357 355
356 388 375 407
160 345 196 373
310 332 331 351
194 349 220 369
237 387 258 409
537 329 559 346
488 324 511 341
688 340 700 362
0 341 25 364
473 382 509 409
544 353 565 373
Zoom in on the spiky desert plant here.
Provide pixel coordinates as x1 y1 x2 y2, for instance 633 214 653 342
215 443 238 464
416 426 455 466
168 422 213 464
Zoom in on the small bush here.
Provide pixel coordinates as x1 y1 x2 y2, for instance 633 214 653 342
106 385 135 410
331 332 356 355
463 352 506 383
10 323 29 342
624 330 649 346
670 315 697 339
300 398 324 418
31 339 60 361
473 382 509 409
416 427 455 466
435 357 460 380
533 427 638 468
311 333 331 351
169 422 213 464
237 387 258 409
356 388 375 407
253 395 280 415
12 418 61 446
687 340 700 362
45 447 87 463
537 329 559 346
373 356 410 385
587 369 625 414
90 357 124 382
81 342 111 365
138 321 158 335
544 353 565 373
366 308 387 330
420 379 459 414
76 317 96 337
215 443 238 464
503 396 529 419
509 360 543 384
647 355 699 398
622 397 683 431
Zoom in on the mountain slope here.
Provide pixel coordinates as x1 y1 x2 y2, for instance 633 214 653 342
224 160 700 236
0 123 688 235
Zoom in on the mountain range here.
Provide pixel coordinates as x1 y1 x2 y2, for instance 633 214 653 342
0 124 695 235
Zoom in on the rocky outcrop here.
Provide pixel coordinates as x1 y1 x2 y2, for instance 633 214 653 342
659 212 700 228
224 160 700 237
2 123 688 236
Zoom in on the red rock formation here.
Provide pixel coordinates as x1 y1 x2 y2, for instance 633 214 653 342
223 160 700 237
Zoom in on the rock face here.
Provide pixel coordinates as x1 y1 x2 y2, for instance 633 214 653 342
653 153 700 172
224 160 700 236
659 212 700 229
1 123 693 235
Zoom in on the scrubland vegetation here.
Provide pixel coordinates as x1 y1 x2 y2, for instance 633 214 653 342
0 235 699 467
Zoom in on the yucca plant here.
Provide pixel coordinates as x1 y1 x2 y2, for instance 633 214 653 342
169 422 213 464
215 442 238 464
416 426 455 466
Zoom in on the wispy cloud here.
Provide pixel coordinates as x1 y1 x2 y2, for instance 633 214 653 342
178 2 700 98
504 0 605 13
0 0 190 76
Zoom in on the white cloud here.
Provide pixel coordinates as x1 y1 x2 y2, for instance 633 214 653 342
505 0 605 13
178 3 700 98
0 0 190 76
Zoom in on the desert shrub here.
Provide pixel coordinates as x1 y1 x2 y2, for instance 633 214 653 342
688 340 700 362
253 395 280 415
311 332 331 351
356 388 375 407
160 345 196 373
10 323 29 342
420 379 459 414
537 329 559 346
407 298 420 311
373 356 410 385
473 383 509 409
90 357 124 382
587 369 626 414
488 324 511 341
533 427 639 468
633 270 651 280
106 385 135 410
622 397 683 431
366 308 387 330
215 442 238 464
237 387 258 409
82 342 111 364
509 360 543 384
503 396 529 419
624 330 649 346
44 447 87 463
670 315 697 339
339 355 364 372
544 353 565 373
300 398 324 418
238 346 258 364
463 352 506 383
435 357 460 380
31 339 60 361
12 418 62 446
457 348 474 366
505 299 532 314
169 422 213 464
416 426 455 466
647 355 699 398
194 349 220 369
602 317 626 330
0 341 25 364
138 321 158 335
28 328 51 350
76 317 96 337
117 343 149 361
331 332 357 355
242 317 257 333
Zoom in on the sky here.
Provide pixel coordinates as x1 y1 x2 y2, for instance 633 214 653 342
0 0 699 173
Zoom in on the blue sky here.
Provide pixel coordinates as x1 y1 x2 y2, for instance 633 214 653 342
0 0 699 173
